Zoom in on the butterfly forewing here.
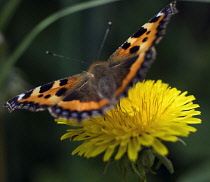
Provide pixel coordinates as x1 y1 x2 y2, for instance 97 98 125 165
108 1 177 98
4 73 87 112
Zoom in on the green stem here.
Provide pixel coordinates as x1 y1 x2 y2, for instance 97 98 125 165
131 162 146 182
0 0 119 89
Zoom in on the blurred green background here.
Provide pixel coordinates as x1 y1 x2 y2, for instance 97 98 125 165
1 0 210 181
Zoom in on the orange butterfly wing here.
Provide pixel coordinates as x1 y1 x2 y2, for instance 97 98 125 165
108 1 177 97
4 74 87 112
109 1 177 63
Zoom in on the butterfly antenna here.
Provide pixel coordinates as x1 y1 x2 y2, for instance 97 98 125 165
97 21 112 60
46 51 88 65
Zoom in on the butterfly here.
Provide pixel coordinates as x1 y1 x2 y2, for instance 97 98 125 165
4 1 177 122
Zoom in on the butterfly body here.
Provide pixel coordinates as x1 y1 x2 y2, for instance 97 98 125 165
88 62 117 103
4 2 177 122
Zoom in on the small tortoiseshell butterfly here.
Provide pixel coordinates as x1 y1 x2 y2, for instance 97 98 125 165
4 2 177 122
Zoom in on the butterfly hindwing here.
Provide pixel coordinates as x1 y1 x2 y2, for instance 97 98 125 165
109 50 154 98
49 73 110 120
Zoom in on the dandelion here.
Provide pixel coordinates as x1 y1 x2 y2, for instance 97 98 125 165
56 80 201 180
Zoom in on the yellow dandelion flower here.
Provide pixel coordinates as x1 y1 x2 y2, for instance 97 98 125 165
56 80 201 163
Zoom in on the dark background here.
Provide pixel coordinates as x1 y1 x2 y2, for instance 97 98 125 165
1 0 210 181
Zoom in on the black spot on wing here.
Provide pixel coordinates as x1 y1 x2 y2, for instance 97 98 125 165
149 15 160 23
44 94 51 99
132 27 147 38
39 82 54 93
146 31 151 35
56 88 67 97
122 42 131 50
59 78 68 86
142 37 148 42
38 94 43 98
22 90 33 99
130 46 140 54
